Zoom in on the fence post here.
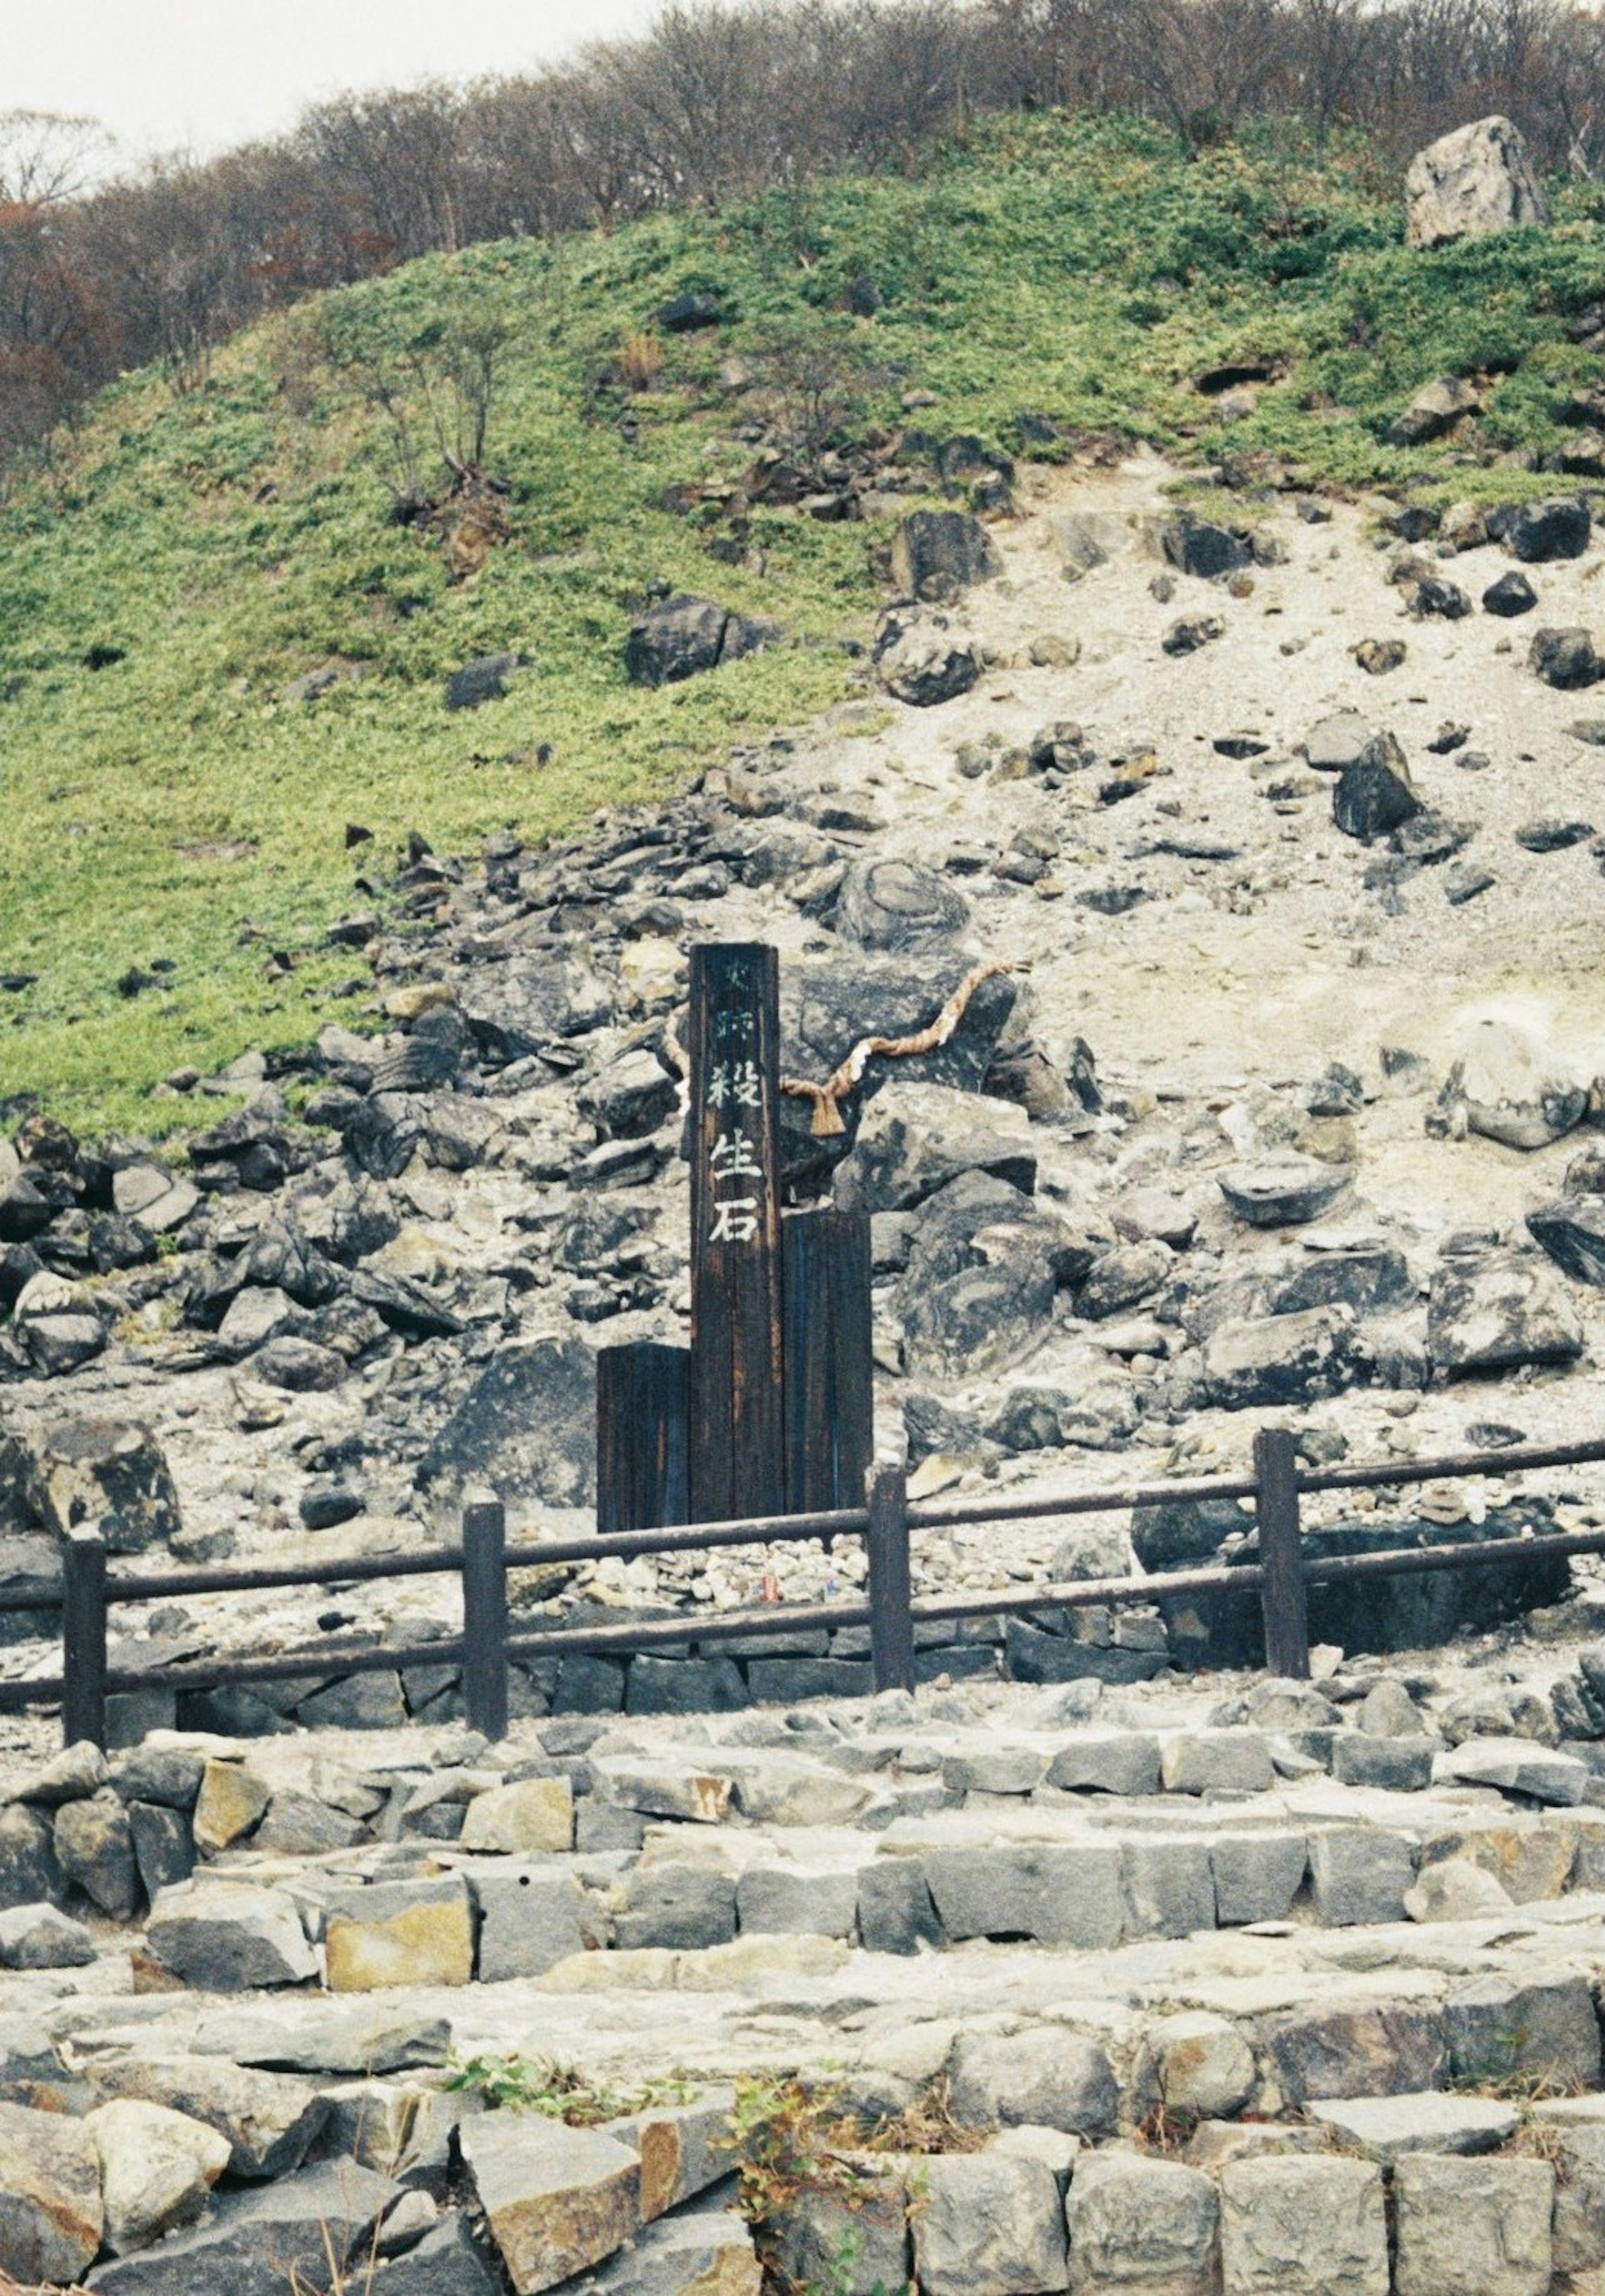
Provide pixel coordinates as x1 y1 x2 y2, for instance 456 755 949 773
62 1528 107 1751
866 1463 915 1695
1254 1426 1310 1680
461 1496 509 1741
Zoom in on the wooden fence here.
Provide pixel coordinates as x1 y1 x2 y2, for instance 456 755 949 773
10 1428 1605 1751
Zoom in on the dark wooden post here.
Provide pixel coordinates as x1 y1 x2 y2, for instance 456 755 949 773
866 1463 915 1694
688 943 786 1523
784 1209 874 1517
62 1528 107 1751
597 1342 690 1533
461 1496 509 1741
1254 1425 1310 1680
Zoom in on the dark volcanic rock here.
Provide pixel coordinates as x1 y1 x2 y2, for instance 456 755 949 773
1131 1494 1253 1572
1428 1252 1584 1375
1408 576 1472 619
1219 1161 1351 1228
1332 732 1422 840
892 509 1003 600
1527 1198 1605 1285
12 1418 181 1555
415 1337 597 1518
1506 496 1590 562
1529 627 1602 689
1162 615 1225 657
624 596 770 687
1483 570 1538 617
1161 514 1251 578
893 1171 1089 1382
446 653 520 712
778 956 1017 1185
1515 817 1594 852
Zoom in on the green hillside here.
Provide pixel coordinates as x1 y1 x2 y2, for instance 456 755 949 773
3 111 1604 1135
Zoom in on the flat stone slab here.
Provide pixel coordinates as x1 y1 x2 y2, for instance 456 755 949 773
1434 1741 1589 1806
1307 2091 1518 2158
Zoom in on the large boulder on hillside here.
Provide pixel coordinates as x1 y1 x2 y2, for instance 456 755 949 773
459 956 610 1067
1404 117 1546 250
1386 375 1483 446
1428 1252 1584 1375
1431 1019 1587 1150
892 509 1002 601
834 1086 1037 1213
1531 627 1602 688
1506 497 1591 563
873 606 980 706
892 1172 1090 1382
1332 731 1422 841
1 1420 180 1555
414 1338 597 1521
778 955 1019 1186
833 858 970 953
624 596 771 686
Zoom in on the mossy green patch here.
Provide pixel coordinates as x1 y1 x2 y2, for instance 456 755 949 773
3 111 1602 1133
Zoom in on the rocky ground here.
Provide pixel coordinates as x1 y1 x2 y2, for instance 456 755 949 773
6 447 1605 2288
4 451 1605 1718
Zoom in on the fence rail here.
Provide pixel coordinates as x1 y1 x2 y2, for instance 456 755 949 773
7 1428 1605 1751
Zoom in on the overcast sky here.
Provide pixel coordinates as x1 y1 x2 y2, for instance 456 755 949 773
10 0 665 165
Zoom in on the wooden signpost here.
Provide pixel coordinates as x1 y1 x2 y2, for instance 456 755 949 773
595 939 873 1537
687 942 786 1523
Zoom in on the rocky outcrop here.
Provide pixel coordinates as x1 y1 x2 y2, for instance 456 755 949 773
1404 116 1546 249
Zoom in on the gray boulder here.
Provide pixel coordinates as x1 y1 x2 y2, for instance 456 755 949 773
874 607 981 706
624 596 770 686
1202 1306 1357 1410
1432 1018 1586 1149
835 1088 1036 1212
914 2153 1069 2296
892 508 1003 599
1067 2151 1219 2296
85 2053 329 2179
0 1902 94 1968
415 1336 597 1518
1506 496 1590 562
1404 115 1546 249
144 1879 318 1991
949 2028 1118 2134
1386 375 1482 446
87 2098 231 2255
0 2099 102 2286
1218 2157 1388 2295
1332 732 1422 840
1427 1253 1583 1375
84 2159 391 2296
1484 569 1538 615
15 1418 181 1554
461 2113 641 2293
1530 626 1602 687
1304 712 1372 771
834 857 970 951
446 652 520 711
1391 2155 1552 2296
1527 1195 1605 1284
1219 1159 1350 1228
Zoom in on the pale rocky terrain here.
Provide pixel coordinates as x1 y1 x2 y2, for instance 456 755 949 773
5 445 1605 2291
